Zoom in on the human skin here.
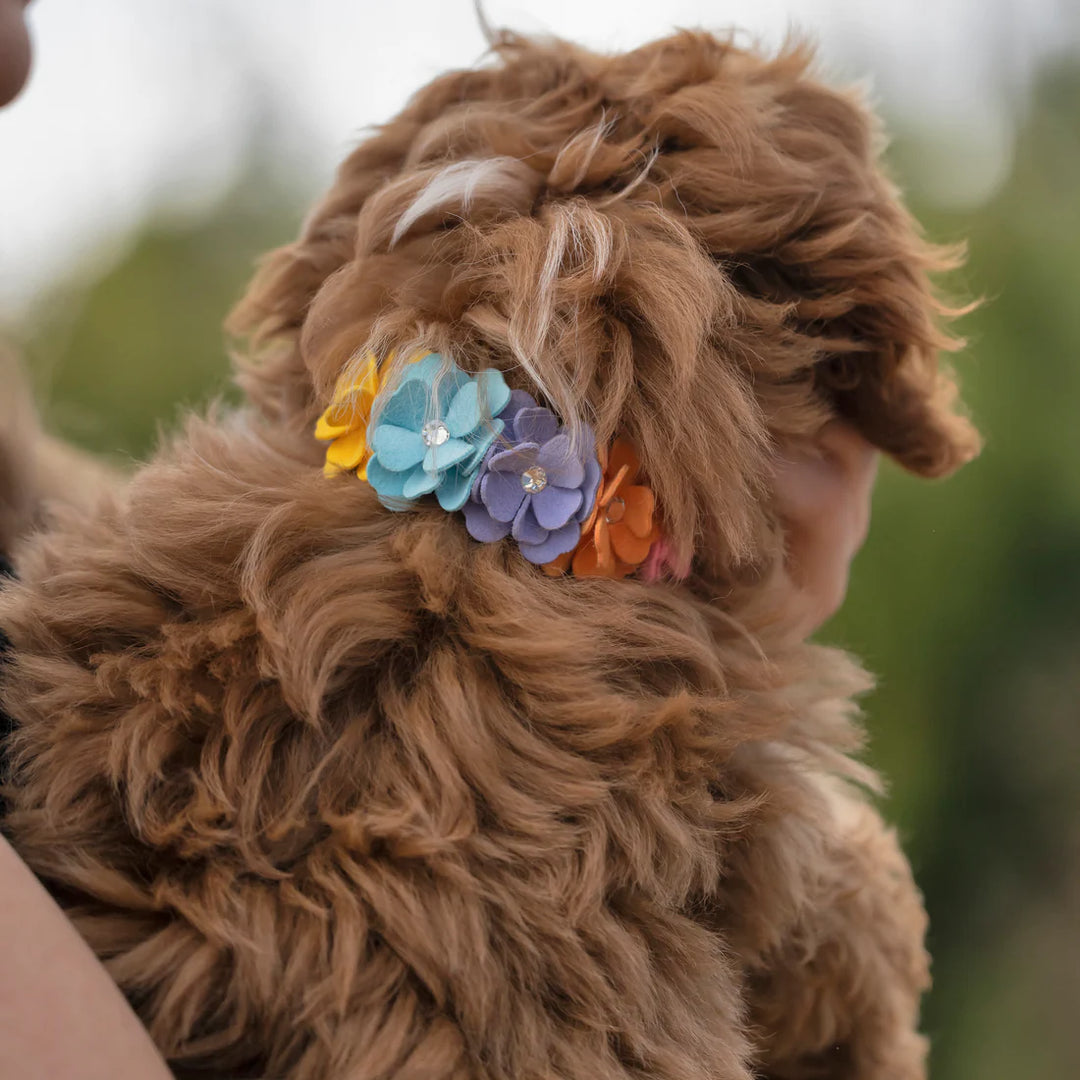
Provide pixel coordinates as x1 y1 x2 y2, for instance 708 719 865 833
0 837 176 1079
0 0 31 105
0 6 172 1077
773 421 880 640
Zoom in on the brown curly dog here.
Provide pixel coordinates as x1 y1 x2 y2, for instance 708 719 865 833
0 30 978 1080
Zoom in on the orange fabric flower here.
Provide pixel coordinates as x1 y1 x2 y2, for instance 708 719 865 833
544 438 660 579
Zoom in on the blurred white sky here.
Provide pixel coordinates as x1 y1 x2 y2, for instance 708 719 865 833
1 0 1077 317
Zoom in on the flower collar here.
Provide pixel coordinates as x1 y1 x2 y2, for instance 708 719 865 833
316 352 663 579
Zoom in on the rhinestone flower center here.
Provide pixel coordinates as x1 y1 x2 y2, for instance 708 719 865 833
604 496 626 525
521 466 548 493
421 420 450 447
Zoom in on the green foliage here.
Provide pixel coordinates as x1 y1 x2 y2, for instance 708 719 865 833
828 59 1080 1079
16 190 296 462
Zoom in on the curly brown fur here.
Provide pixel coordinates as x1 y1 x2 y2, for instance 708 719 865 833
1 30 975 1079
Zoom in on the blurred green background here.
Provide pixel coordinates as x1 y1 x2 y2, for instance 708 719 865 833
3 26 1079 1080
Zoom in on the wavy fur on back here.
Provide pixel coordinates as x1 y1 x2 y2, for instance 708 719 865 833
1 30 973 1079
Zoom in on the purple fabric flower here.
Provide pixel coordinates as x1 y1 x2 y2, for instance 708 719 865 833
463 396 603 564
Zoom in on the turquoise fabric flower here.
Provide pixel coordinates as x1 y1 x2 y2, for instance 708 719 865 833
366 353 512 512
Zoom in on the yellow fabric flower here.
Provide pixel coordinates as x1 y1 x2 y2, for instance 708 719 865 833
314 354 383 479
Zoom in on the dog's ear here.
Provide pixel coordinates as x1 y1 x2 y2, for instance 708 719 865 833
772 74 981 478
625 36 981 478
807 224 981 478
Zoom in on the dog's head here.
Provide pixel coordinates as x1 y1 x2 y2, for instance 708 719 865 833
230 30 979 586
